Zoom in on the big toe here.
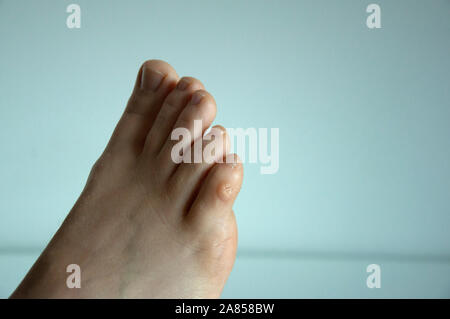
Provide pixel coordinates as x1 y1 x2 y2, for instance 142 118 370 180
106 60 179 156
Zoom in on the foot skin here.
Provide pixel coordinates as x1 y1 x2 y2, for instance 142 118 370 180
11 60 243 298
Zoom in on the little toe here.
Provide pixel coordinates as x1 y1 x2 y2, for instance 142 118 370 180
185 154 243 234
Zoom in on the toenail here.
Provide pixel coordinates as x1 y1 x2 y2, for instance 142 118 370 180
225 154 240 168
177 79 190 90
190 91 205 105
141 68 165 91
229 162 237 169
210 126 225 136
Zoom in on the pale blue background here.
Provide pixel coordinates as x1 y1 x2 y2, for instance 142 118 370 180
0 0 449 298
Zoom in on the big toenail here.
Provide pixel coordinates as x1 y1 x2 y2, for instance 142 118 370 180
191 91 204 105
141 68 165 91
177 79 189 90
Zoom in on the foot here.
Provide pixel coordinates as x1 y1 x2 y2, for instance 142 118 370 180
11 60 243 298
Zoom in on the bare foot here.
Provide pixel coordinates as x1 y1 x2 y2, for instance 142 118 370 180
11 60 243 298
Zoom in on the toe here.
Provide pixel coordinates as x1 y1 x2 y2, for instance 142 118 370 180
106 60 178 156
128 60 179 116
169 125 230 212
185 154 243 233
143 77 205 156
158 89 217 177
169 125 229 211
